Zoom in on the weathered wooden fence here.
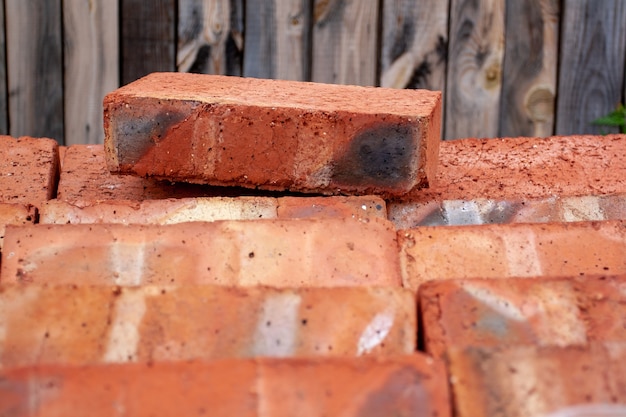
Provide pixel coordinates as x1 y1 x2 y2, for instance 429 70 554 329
1 0 625 145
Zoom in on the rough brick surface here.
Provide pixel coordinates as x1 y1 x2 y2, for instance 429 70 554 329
2 218 401 287
0 355 450 417
277 195 386 219
104 73 441 196
0 285 415 366
400 220 626 291
400 134 626 202
448 342 626 417
0 136 59 205
0 204 36 251
419 275 626 358
389 193 626 229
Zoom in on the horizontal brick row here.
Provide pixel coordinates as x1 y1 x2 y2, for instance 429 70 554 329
419 275 626 358
0 354 450 417
0 285 415 367
389 193 626 228
0 204 36 250
104 73 442 197
39 195 386 224
1 218 400 287
400 220 626 291
448 342 626 417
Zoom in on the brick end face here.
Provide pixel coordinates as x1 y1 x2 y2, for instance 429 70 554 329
104 73 441 197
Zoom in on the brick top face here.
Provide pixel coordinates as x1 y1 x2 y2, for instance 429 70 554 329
109 73 441 116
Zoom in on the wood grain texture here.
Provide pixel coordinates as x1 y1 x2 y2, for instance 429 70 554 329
0 0 7 134
312 0 379 86
556 0 626 135
63 0 119 145
380 0 449 93
121 0 176 85
5 0 64 142
243 0 311 80
499 0 559 138
178 0 244 75
445 0 505 140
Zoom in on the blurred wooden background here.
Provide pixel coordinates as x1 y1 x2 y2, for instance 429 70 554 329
1 0 625 144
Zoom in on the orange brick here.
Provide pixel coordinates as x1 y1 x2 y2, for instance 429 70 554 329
419 276 626 359
277 195 387 220
0 285 415 367
0 204 36 251
448 342 626 417
399 220 626 292
0 135 59 206
104 73 441 197
403 134 626 202
40 197 278 224
0 359 257 417
389 193 626 228
1 218 401 286
0 355 450 417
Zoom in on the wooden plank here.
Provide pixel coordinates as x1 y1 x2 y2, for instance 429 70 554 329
5 0 64 143
0 0 7 135
178 0 244 75
63 0 119 145
243 0 311 80
121 0 176 85
499 0 559 138
311 0 379 86
556 0 626 135
444 0 505 140
380 0 450 93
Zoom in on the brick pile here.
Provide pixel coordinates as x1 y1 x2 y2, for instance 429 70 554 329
1 73 626 416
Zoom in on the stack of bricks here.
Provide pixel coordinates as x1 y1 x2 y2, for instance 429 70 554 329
1 73 626 416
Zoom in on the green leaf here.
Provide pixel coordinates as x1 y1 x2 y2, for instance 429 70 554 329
592 104 626 132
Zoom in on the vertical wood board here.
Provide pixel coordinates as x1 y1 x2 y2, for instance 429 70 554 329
121 0 176 85
445 0 505 140
6 0 64 142
178 0 244 75
63 0 119 145
243 0 311 80
0 0 7 134
555 0 626 135
499 0 559 138
312 0 379 86
380 0 449 93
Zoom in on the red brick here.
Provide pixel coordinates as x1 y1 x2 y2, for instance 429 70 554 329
399 220 626 292
0 355 450 417
0 204 36 251
277 195 387 220
403 134 626 202
419 275 626 359
389 193 626 228
448 342 626 417
103 73 441 197
0 285 415 367
1 218 401 286
0 135 59 206
40 197 278 224
258 354 450 417
0 359 257 417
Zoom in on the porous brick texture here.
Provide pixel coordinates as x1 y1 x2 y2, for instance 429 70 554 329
1 89 626 415
104 73 442 197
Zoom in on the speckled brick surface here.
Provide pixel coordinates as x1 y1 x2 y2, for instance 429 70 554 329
0 204 36 251
0 136 59 206
0 285 415 366
0 355 450 417
419 275 626 358
1 218 401 287
104 73 441 197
